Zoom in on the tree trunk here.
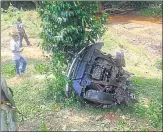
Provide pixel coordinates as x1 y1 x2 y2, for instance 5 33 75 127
97 1 103 14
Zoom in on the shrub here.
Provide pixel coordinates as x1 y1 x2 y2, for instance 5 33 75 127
38 1 108 99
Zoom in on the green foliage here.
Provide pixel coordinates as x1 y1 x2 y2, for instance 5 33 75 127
105 1 162 11
2 64 15 77
138 5 162 17
7 3 19 17
1 8 4 12
124 1 155 10
1 3 41 38
102 1 156 10
34 62 51 74
40 121 48 132
38 1 107 61
2 8 162 130
134 2 162 17
1 4 19 28
38 1 108 100
45 71 67 102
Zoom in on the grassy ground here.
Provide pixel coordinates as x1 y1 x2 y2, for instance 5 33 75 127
101 26 162 129
1 7 162 131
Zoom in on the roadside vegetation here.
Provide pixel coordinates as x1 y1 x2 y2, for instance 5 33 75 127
1 3 162 131
136 3 162 17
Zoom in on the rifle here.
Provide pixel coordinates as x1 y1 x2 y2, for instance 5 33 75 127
1 99 27 121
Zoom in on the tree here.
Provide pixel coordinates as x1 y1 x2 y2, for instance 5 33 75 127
38 1 107 98
38 1 107 63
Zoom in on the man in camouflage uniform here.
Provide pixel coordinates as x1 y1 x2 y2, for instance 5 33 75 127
17 17 31 47
1 77 18 131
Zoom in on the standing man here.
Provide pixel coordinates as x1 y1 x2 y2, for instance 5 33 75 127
10 30 27 77
17 17 31 47
1 77 18 131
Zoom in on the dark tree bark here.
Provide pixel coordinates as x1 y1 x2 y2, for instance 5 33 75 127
98 1 103 13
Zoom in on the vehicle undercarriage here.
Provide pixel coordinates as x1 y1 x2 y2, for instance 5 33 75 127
66 42 135 107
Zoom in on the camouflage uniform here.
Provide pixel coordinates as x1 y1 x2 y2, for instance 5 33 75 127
1 77 18 131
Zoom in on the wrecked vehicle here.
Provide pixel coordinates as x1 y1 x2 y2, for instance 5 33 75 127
65 42 135 107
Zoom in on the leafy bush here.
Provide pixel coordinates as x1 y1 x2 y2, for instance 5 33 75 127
136 2 162 17
1 3 21 31
38 1 107 61
138 7 162 17
102 1 156 10
45 77 83 109
38 1 108 99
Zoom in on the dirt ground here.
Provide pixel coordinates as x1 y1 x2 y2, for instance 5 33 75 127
107 15 162 56
2 15 161 64
1 15 162 131
18 108 157 131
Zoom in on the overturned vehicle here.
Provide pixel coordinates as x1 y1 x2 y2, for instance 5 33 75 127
66 42 135 107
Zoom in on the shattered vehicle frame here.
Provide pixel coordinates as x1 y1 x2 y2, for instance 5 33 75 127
65 42 135 107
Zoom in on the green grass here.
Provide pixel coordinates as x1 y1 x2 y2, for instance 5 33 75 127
1 63 16 78
13 79 53 121
122 76 162 129
1 4 41 38
100 30 162 130
101 30 162 79
34 62 52 75
40 121 48 132
1 6 162 131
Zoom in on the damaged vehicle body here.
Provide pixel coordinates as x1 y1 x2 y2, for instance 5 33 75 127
66 42 135 106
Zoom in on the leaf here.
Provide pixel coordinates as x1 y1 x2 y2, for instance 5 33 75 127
37 1 107 99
